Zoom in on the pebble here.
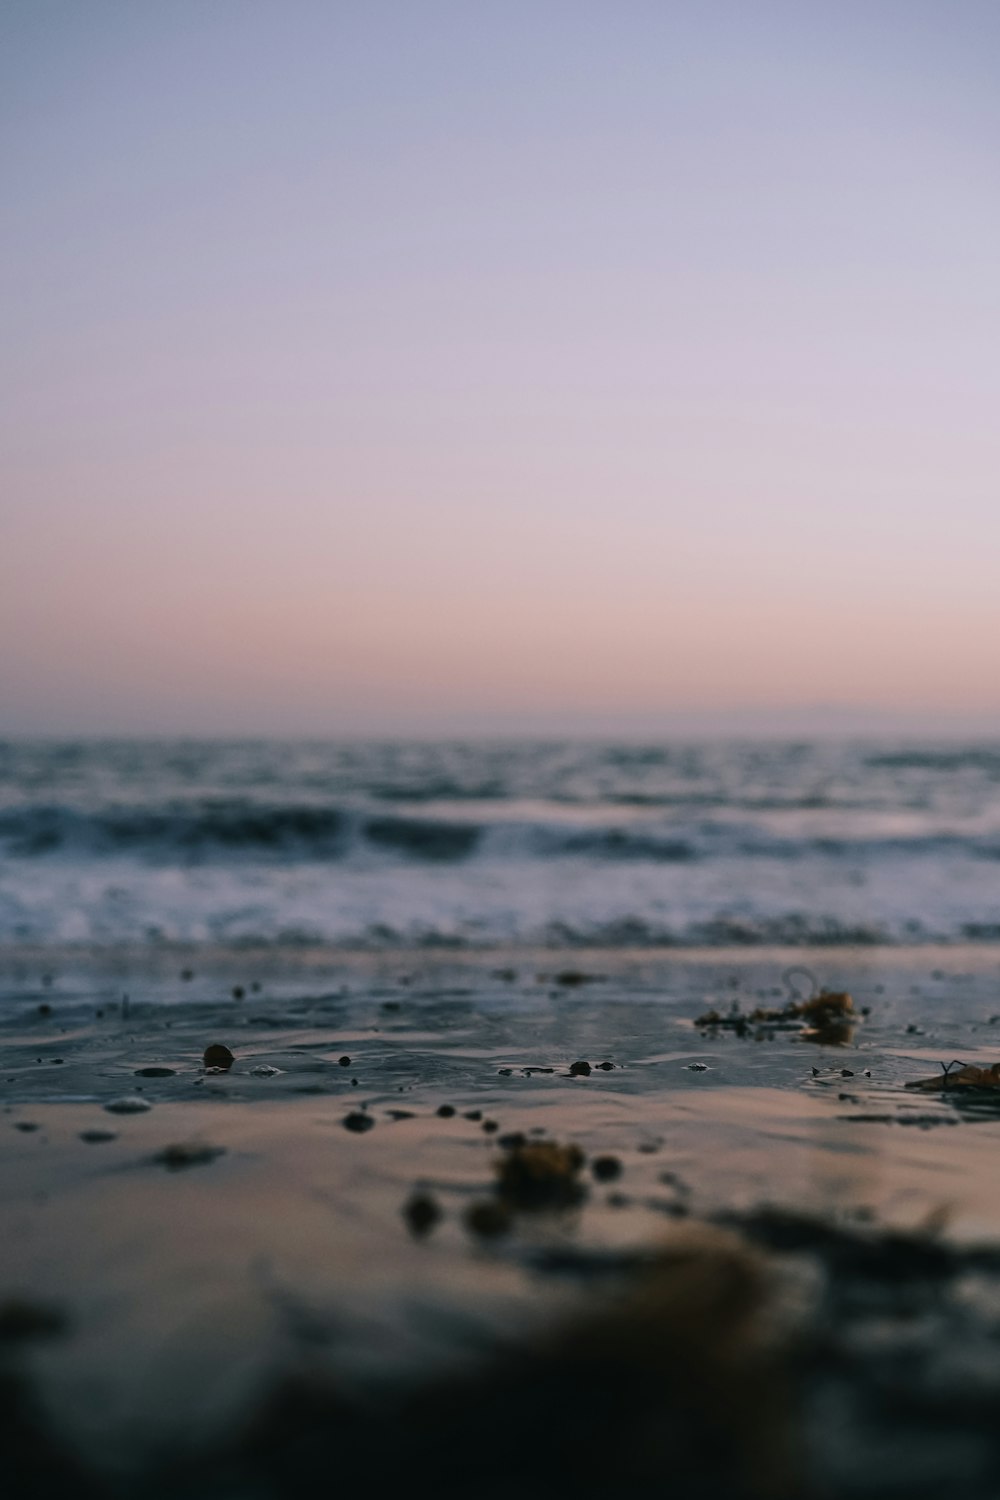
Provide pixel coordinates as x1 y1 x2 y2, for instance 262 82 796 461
342 1111 374 1133
403 1191 442 1236
135 1066 176 1078
155 1143 225 1170
202 1044 234 1070
79 1129 116 1143
569 1060 591 1077
105 1096 152 1115
464 1200 512 1238
249 1064 281 1077
591 1154 623 1182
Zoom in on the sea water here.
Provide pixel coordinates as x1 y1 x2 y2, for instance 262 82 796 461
1 738 999 949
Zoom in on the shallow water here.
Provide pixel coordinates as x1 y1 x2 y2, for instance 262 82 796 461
5 946 1000 1494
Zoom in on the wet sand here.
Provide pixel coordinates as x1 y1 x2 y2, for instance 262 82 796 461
4 945 1000 1497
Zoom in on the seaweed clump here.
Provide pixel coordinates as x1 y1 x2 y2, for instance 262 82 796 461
697 990 855 1045
496 1139 586 1210
906 1060 1000 1093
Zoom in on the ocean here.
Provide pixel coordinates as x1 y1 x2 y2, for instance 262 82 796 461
2 737 999 950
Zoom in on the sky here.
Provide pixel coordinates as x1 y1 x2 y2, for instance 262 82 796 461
2 0 999 736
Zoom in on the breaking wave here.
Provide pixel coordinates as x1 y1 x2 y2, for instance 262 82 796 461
2 738 1000 947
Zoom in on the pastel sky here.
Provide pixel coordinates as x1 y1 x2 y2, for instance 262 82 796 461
2 1 999 735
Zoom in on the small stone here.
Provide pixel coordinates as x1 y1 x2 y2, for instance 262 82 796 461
841 1069 854 1078
436 1104 456 1118
231 986 245 1000
338 1055 351 1066
403 1191 442 1236
155 1143 225 1170
79 1129 116 1143
686 1062 708 1072
591 1154 623 1182
249 1064 281 1077
464 1109 483 1121
135 1066 176 1078
343 1111 374 1133
482 1119 499 1134
464 1199 512 1238
596 1061 615 1071
498 1067 513 1076
569 1060 591 1077
105 1096 151 1115
14 1121 39 1133
37 1003 52 1017
202 1044 234 1070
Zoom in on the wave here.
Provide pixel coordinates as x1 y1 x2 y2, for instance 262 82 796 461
0 802 350 857
865 748 1000 774
308 914 896 948
362 816 481 860
4 800 1000 865
0 901 981 949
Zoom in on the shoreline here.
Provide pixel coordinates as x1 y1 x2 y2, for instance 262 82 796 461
5 937 1000 982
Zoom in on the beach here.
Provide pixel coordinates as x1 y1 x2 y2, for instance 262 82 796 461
5 741 1000 1494
6 940 1000 1496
